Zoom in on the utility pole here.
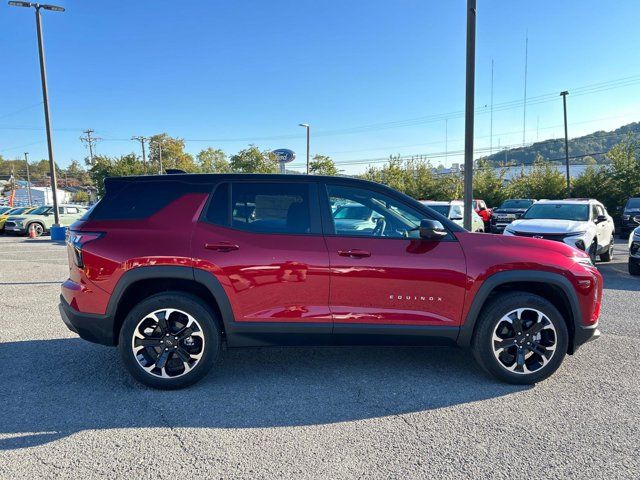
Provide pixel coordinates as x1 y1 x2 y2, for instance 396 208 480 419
9 1 65 225
299 124 310 174
522 30 528 146
24 152 33 206
132 136 147 173
490 59 494 155
80 128 101 164
154 141 163 174
463 0 476 231
561 91 571 197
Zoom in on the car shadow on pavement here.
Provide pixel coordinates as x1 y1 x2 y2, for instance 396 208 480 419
0 338 529 450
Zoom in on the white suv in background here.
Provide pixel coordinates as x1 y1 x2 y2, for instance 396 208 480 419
503 199 615 263
421 200 485 232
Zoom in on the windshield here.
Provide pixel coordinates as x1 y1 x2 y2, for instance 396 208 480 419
626 198 640 210
501 199 533 209
30 206 52 215
523 203 589 221
427 205 451 216
334 205 371 220
10 207 31 215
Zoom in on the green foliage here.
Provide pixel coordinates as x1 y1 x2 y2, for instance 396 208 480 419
309 154 338 176
88 153 145 197
473 159 507 207
506 156 567 199
229 145 278 173
71 190 90 203
148 133 199 173
197 148 230 173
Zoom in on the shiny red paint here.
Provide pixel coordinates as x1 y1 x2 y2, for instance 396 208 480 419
192 222 331 323
64 186 601 333
324 236 467 326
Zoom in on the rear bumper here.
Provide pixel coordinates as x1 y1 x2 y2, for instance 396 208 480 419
59 295 116 346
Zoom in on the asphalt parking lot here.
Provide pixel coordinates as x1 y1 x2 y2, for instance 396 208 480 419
0 236 638 479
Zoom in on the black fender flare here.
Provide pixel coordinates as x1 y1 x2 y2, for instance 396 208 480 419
456 270 582 348
106 265 236 332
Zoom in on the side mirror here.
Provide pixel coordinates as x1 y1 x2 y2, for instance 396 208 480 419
419 219 447 240
595 215 607 223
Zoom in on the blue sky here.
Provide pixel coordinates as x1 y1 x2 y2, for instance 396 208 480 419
1 0 639 174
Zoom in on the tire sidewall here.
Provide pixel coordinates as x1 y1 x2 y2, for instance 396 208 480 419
472 292 569 385
118 292 222 389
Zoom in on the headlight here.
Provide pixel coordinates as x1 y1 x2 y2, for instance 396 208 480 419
565 231 587 237
504 227 515 234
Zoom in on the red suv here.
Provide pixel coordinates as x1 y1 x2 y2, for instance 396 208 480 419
60 174 602 389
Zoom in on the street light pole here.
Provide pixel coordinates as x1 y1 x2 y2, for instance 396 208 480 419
299 123 310 174
561 91 571 197
24 152 33 206
9 1 65 225
463 0 476 231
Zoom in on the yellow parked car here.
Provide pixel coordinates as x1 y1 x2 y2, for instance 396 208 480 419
0 206 34 231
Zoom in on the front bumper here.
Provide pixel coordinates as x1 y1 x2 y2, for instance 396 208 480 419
572 322 601 353
59 295 116 346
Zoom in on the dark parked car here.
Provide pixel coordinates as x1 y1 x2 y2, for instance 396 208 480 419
60 174 601 389
490 199 536 233
620 196 640 238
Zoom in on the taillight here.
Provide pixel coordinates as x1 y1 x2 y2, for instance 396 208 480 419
67 231 104 268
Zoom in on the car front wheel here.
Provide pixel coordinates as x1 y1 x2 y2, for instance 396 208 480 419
118 292 222 389
472 292 568 384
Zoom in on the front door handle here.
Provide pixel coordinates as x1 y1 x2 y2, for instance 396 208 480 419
338 249 371 258
205 242 239 252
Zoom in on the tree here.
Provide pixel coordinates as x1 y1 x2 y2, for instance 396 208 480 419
64 159 92 186
229 145 278 173
506 155 566 199
197 148 230 173
88 153 145 197
71 190 90 203
473 159 507 208
148 133 199 173
309 154 338 176
607 135 640 210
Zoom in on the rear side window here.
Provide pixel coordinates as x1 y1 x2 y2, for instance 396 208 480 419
208 182 315 234
89 180 209 220
205 183 229 225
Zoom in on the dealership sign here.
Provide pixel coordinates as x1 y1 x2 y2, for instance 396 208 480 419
272 149 296 164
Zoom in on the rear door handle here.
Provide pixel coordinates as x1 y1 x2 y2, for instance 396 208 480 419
338 249 371 258
205 242 239 252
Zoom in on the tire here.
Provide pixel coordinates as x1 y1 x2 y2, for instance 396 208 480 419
28 222 45 237
629 260 640 276
118 292 222 389
471 292 569 385
588 241 598 264
599 236 614 262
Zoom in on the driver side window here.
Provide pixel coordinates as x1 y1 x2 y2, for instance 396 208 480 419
326 184 423 238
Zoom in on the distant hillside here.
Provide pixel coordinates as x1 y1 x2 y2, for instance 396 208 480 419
480 121 640 166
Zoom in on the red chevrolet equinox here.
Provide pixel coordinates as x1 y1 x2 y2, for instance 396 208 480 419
60 174 602 389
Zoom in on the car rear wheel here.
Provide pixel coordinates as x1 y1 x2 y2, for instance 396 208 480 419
118 292 222 389
472 292 568 385
28 222 45 237
599 236 614 262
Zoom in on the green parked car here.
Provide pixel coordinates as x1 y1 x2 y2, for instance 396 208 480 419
4 204 88 237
